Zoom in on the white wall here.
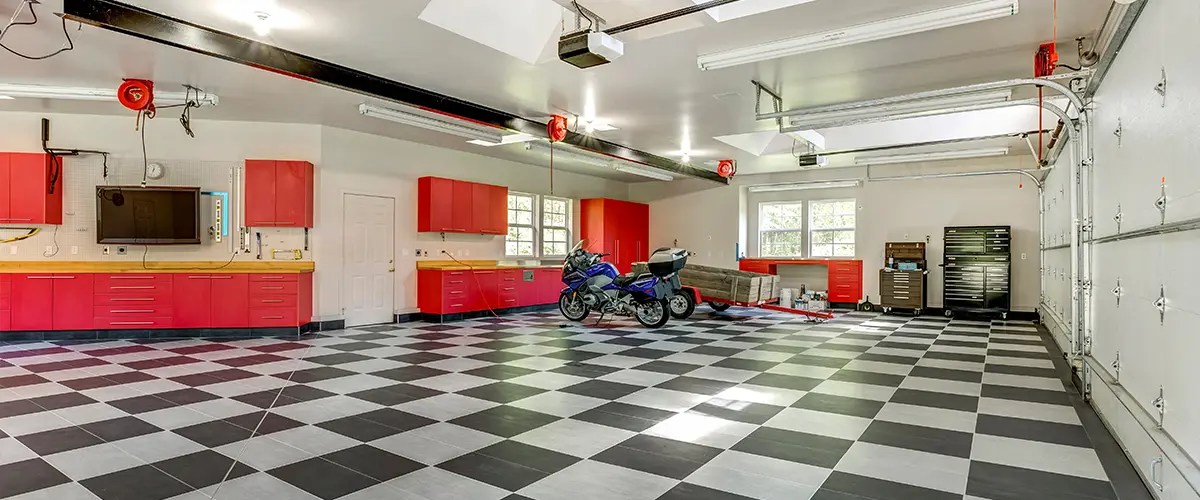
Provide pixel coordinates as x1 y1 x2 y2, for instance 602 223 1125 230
631 156 1042 311
314 126 630 319
1048 0 1200 495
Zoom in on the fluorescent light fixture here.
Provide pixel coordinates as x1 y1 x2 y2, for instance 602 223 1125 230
698 0 1018 70
856 147 1009 165
0 84 219 106
694 0 817 23
359 103 505 143
748 180 861 192
0 95 13 100
525 142 675 181
785 90 1012 129
582 120 618 133
467 133 537 147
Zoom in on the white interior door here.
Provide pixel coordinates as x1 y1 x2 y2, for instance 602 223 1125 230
343 194 395 327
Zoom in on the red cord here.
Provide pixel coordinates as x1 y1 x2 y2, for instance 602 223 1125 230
442 251 502 319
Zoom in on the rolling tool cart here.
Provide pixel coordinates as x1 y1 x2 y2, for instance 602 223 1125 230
942 226 1011 319
880 242 928 315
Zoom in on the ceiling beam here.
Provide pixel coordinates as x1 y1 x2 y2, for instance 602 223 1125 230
61 0 726 184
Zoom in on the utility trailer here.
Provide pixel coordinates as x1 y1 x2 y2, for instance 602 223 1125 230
632 261 834 321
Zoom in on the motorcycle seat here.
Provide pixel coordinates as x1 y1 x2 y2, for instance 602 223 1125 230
613 273 653 287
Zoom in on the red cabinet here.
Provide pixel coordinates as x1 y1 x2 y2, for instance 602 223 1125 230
417 177 507 235
0 276 10 331
538 268 562 305
418 268 559 316
0 153 63 225
10 275 53 331
244 160 314 228
52 275 94 330
173 275 213 328
737 259 864 304
580 198 650 274
248 273 311 328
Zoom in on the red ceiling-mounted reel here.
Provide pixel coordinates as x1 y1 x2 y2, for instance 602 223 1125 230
547 115 569 142
1034 43 1058 78
117 79 155 112
716 159 737 178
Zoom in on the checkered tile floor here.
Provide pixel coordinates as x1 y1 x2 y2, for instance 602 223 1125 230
0 308 1122 500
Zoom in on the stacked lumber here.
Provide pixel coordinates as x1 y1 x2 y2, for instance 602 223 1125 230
633 262 780 303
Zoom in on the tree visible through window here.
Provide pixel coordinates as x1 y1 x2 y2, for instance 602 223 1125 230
759 203 806 257
506 193 536 256
810 199 856 257
542 197 571 256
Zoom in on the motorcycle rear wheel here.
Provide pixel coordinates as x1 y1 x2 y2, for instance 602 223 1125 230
559 292 590 322
634 299 670 328
669 293 695 320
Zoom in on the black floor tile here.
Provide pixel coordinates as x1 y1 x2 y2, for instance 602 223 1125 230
635 360 702 375
922 351 986 363
347 383 444 406
966 461 1117 500
476 439 580 474
468 351 535 363
326 341 388 352
909 366 984 383
443 440 579 491
687 346 745 357
874 341 930 351
550 363 620 378
323 444 424 482
450 406 560 438
933 338 988 348
278 366 357 384
471 340 525 351
269 456 381 500
17 426 105 455
355 408 437 433
0 399 48 419
594 434 721 479
602 337 655 346
80 464 194 500
458 381 547 403
461 364 539 381
856 353 921 365
731 427 854 468
980 384 1070 406
0 458 71 499
751 344 809 355
304 352 372 365
152 388 221 406
829 369 906 387
369 365 452 382
80 416 162 443
782 354 852 368
890 388 979 413
659 482 758 500
153 449 256 489
318 415 408 442
710 357 780 372
27 392 98 412
572 402 676 432
792 392 885 419
745 373 824 392
690 400 785 424
224 411 306 435
976 414 1093 448
984 363 1059 378
614 347 676 360
654 376 738 396
986 348 1048 359
173 419 255 448
108 394 176 414
389 352 455 364
400 341 457 351
234 385 338 408
561 379 644 400
858 420 974 458
541 349 606 362
815 471 961 500
169 368 258 386
816 342 872 353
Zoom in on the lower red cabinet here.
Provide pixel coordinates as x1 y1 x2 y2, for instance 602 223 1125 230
53 275 94 330
11 275 54 331
0 276 10 331
418 267 562 315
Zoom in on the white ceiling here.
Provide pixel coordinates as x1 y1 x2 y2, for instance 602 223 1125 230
0 0 1106 179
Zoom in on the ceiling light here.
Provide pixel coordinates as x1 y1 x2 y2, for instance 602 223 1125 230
856 147 1010 165
0 95 13 100
467 133 537 147
748 180 861 192
252 11 272 36
359 103 505 143
0 84 219 106
585 121 595 133
697 0 1018 70
783 90 1012 130
524 142 675 181
681 153 691 163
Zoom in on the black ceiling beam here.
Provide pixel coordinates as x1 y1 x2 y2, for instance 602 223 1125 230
61 0 726 184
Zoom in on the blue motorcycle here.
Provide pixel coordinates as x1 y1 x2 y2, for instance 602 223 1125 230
558 240 688 328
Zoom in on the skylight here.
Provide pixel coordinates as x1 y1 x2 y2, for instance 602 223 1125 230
692 0 817 22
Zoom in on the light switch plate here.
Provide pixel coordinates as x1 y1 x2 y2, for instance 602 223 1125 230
71 246 79 255
8 246 15 255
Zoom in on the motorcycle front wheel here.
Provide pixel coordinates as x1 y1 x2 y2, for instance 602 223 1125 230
668 293 695 320
559 292 590 322
634 299 670 328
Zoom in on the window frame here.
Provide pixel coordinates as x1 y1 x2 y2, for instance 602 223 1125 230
807 198 857 258
758 201 807 258
541 196 572 258
505 191 538 257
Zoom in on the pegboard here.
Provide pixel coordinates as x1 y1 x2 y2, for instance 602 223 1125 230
0 154 308 262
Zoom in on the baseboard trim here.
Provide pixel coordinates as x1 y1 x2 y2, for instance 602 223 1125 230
417 304 558 323
1 324 318 342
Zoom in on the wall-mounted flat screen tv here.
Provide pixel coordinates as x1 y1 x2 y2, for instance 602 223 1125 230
96 186 201 245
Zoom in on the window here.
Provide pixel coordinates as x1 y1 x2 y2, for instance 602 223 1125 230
542 197 571 256
506 193 536 256
809 199 856 257
759 203 806 257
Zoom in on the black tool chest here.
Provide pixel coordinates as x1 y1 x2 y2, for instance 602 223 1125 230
943 226 1011 317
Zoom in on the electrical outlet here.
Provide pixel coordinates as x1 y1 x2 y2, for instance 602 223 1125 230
45 246 54 254
116 246 128 255
102 246 111 255
71 246 79 255
1021 253 1027 260
8 246 15 255
463 249 469 257
401 248 410 257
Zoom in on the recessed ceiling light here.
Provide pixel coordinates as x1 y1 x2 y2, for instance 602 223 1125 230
0 95 13 100
681 153 691 163
252 11 272 36
218 0 304 36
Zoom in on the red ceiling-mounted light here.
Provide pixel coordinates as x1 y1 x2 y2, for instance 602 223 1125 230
547 115 569 142
117 79 155 111
717 159 737 178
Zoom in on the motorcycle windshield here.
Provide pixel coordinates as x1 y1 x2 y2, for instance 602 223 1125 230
568 239 586 254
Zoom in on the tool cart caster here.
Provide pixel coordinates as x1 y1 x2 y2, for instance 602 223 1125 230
944 309 954 318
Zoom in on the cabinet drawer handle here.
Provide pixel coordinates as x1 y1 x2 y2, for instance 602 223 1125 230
110 321 154 325
211 276 233 280
261 299 285 303
0 218 32 222
504 278 516 281
475 271 495 275
275 221 295 225
450 304 464 308
504 299 516 303
112 286 155 289
27 276 56 279
112 298 154 302
836 284 851 288
449 291 464 295
112 276 153 280
188 276 210 279
260 276 285 280
503 287 515 291
449 280 464 284
261 286 284 290
449 272 464 276
111 310 155 314
261 316 285 320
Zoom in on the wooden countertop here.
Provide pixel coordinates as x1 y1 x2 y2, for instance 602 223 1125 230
0 261 314 274
417 260 560 271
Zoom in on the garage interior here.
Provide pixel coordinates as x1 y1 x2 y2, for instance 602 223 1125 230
0 0 1194 499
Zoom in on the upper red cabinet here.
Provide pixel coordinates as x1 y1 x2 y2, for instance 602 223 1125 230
0 152 63 225
418 176 507 235
244 160 314 228
580 198 650 274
